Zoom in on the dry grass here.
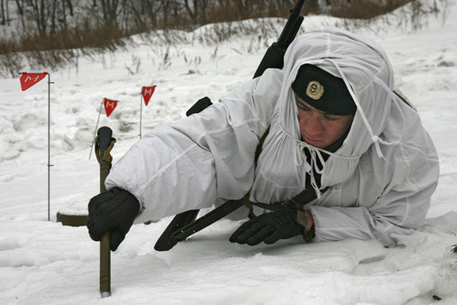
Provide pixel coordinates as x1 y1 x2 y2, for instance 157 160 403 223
0 0 446 77
330 0 412 19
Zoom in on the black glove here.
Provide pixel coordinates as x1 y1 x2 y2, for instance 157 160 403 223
87 187 140 251
229 208 312 246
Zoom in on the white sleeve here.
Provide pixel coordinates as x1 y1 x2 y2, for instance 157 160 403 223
309 138 439 246
105 69 283 223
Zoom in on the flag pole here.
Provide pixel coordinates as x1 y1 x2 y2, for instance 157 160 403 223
47 73 53 221
19 71 53 221
140 89 143 139
89 99 104 160
139 86 156 139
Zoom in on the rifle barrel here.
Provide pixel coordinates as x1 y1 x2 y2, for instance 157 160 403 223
276 0 306 49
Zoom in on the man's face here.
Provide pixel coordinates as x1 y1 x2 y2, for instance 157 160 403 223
295 94 355 149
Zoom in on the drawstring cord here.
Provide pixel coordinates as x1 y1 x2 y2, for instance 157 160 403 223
280 119 360 199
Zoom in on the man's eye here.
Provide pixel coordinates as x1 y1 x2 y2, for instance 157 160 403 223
297 103 309 111
324 115 338 121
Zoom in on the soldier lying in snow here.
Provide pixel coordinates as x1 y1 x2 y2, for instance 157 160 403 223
87 26 439 251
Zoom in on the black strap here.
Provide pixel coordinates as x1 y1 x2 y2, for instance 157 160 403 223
251 186 327 212
154 128 269 251
167 184 324 243
165 179 325 246
394 90 414 109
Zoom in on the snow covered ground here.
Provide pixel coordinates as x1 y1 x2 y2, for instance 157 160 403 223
1 1 457 304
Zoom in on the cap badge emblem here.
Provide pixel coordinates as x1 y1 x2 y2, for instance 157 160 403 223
306 81 324 100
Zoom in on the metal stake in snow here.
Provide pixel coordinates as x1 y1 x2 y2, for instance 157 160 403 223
94 126 116 297
19 72 53 221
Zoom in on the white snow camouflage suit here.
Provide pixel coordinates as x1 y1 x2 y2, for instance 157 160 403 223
106 26 439 246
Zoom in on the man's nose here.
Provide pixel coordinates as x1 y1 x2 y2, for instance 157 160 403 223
303 114 324 135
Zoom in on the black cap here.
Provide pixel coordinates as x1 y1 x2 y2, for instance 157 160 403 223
292 64 356 116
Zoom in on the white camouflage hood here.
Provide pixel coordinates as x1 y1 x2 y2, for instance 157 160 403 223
252 26 406 201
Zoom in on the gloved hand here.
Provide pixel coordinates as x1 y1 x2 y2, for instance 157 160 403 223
87 187 140 251
229 208 313 246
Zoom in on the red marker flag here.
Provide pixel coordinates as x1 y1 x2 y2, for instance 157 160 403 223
20 72 48 91
103 98 118 117
142 86 156 106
